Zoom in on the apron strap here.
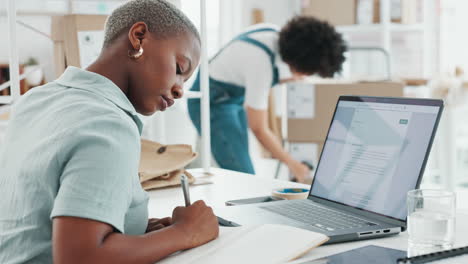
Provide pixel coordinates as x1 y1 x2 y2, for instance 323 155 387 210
236 36 279 86
210 27 278 62
210 27 280 87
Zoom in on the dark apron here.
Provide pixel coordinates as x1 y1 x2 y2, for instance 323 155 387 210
188 28 280 174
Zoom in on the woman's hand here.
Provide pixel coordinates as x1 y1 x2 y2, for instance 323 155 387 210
171 200 219 249
146 217 172 233
287 159 310 183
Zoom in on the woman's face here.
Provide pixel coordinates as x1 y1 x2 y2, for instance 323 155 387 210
127 29 201 115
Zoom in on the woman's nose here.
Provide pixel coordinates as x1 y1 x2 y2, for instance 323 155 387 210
171 84 184 99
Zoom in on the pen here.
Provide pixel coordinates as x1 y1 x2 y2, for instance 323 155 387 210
179 174 239 227
180 174 191 207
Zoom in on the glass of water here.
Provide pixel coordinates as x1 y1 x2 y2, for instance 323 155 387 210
407 189 456 256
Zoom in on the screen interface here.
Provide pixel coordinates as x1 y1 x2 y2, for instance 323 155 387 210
311 100 440 220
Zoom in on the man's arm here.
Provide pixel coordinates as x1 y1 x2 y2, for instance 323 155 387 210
246 106 309 182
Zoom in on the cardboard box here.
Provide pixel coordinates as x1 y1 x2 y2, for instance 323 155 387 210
356 0 380 24
390 0 402 23
301 0 355 26
286 81 404 142
0 64 27 96
0 105 10 121
289 141 323 167
51 15 108 77
401 0 422 24
288 140 324 181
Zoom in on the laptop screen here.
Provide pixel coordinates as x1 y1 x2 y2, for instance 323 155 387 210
310 97 442 221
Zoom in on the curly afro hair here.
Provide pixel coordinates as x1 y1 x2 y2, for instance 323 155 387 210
279 16 347 78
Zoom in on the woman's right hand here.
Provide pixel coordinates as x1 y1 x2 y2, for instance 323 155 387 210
171 200 219 249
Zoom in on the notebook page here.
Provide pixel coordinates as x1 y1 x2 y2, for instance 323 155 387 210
157 226 251 264
192 224 329 264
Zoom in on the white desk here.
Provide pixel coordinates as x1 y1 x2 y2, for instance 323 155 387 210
147 168 468 263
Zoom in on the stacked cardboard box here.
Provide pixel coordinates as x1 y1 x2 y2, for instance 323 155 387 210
51 15 108 78
302 0 422 26
355 0 380 24
301 0 356 26
279 81 405 177
0 64 27 96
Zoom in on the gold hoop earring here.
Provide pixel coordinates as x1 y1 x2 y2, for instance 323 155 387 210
128 45 143 59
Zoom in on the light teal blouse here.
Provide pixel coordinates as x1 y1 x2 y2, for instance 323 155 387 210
0 67 149 263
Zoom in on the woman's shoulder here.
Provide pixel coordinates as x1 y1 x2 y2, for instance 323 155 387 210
13 82 140 142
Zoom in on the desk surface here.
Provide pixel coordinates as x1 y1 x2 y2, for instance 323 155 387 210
147 168 468 263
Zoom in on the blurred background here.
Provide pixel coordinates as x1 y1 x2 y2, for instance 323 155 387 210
1 0 467 207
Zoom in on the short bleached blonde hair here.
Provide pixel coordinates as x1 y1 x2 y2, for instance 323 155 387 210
103 0 199 47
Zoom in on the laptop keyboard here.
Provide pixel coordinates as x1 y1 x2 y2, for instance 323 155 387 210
260 201 377 231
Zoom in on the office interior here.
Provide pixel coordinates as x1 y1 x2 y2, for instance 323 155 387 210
1 0 468 208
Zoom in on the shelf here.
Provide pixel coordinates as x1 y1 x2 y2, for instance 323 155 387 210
0 0 126 17
0 96 13 104
390 23 425 32
185 90 202 99
336 23 424 33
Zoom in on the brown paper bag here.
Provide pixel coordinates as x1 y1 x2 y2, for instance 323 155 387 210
139 139 197 190
141 169 195 190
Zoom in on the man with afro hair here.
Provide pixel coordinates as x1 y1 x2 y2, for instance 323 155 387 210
188 16 346 182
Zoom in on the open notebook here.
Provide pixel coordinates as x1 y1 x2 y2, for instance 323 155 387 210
158 224 329 264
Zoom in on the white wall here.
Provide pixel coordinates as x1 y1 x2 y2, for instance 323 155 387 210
0 16 55 82
239 0 300 28
440 0 468 75
219 0 300 45
0 1 123 83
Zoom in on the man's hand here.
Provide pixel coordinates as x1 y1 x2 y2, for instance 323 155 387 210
288 159 310 183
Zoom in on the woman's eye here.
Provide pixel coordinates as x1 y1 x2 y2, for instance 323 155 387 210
176 64 182 75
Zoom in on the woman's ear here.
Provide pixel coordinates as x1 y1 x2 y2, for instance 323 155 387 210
128 22 149 49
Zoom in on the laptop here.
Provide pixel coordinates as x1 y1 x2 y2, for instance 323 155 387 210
216 96 444 244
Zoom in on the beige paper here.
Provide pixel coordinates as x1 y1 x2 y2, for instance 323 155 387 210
139 139 198 190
